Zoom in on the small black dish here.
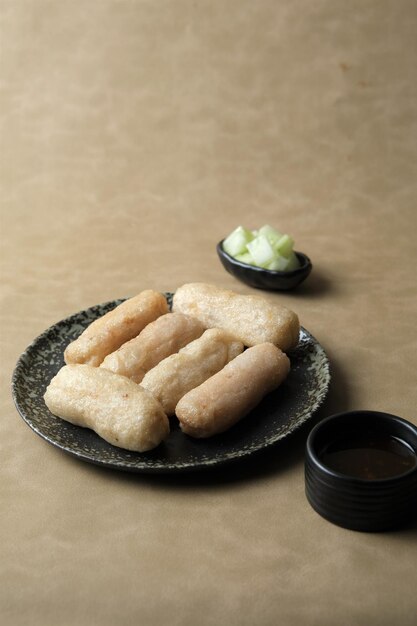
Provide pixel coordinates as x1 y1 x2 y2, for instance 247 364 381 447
216 240 312 291
305 411 417 532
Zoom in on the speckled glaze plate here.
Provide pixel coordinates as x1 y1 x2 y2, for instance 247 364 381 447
12 294 330 473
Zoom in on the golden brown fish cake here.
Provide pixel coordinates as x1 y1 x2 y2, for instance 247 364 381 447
176 343 290 438
172 283 299 351
141 328 244 415
100 313 205 383
44 364 169 452
64 290 168 367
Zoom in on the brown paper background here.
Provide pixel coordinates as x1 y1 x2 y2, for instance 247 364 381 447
1 1 416 624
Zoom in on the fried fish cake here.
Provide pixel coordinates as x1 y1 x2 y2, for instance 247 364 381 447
64 290 168 367
141 328 244 415
172 283 299 351
44 364 169 452
176 343 290 438
100 313 205 383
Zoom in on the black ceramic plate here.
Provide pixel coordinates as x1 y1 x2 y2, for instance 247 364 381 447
12 294 330 473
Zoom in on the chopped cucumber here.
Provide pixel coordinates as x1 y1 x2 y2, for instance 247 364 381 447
285 251 301 271
275 234 294 258
258 224 282 247
267 256 290 271
223 226 254 257
235 252 255 265
247 235 276 268
222 224 301 273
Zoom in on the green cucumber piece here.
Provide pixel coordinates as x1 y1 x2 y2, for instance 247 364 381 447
267 256 290 271
222 226 254 257
235 252 255 265
285 251 301 270
275 234 294 258
246 234 276 268
258 224 282 247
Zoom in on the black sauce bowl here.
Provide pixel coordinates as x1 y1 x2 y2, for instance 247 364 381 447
305 411 417 532
216 240 312 291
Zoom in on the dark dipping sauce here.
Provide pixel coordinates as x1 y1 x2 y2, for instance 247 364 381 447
320 432 417 480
